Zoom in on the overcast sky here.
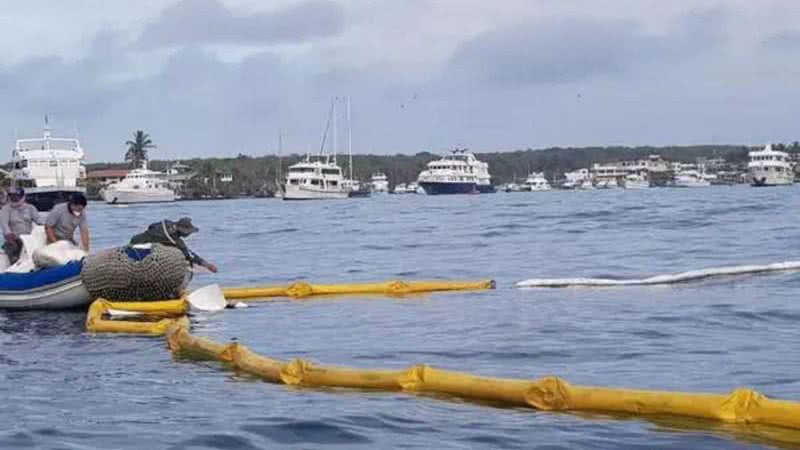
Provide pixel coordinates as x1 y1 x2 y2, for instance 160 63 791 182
0 0 798 161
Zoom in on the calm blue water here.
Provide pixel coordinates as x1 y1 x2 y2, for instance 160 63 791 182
3 187 800 449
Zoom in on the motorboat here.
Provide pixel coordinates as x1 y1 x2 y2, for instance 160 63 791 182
371 173 389 194
520 172 552 191
624 174 650 189
674 170 711 188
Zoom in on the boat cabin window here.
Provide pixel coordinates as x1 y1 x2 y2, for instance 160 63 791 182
330 181 338 186
322 169 340 175
310 179 320 185
290 179 299 185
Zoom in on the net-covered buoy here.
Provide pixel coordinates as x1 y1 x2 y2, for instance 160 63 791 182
81 244 190 301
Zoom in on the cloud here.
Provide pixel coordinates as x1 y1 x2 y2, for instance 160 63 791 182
761 31 800 49
445 9 726 86
138 0 345 48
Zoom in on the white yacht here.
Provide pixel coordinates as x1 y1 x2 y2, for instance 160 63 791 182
562 168 592 190
520 172 552 191
102 161 176 204
596 178 619 189
11 120 86 211
370 173 389 194
673 170 711 188
623 174 650 189
748 144 794 187
283 155 348 200
284 98 350 200
416 149 493 195
392 183 409 194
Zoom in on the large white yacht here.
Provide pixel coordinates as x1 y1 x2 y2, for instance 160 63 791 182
416 149 494 195
520 172 552 191
371 173 389 194
748 144 794 186
11 120 86 211
284 98 350 200
102 161 176 204
283 155 348 200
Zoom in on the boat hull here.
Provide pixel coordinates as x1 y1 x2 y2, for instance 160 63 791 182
418 182 477 195
103 189 176 204
25 187 86 212
0 261 90 310
674 180 711 188
624 181 650 189
283 184 349 200
348 189 371 198
749 169 793 187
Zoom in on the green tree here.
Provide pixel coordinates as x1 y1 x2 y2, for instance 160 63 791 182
125 130 156 169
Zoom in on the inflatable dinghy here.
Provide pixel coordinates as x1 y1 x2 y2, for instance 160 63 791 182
0 261 89 310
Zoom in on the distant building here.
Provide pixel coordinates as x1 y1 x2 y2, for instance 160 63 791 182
220 172 233 183
166 163 197 191
591 154 670 185
86 169 128 185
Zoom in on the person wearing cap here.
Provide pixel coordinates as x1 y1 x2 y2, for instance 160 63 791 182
45 193 90 252
129 217 218 273
0 187 46 264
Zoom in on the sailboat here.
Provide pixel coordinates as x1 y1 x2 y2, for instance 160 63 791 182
283 100 348 200
339 97 370 198
272 131 284 199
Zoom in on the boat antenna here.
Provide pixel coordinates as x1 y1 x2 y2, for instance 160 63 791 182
347 96 353 182
43 114 52 150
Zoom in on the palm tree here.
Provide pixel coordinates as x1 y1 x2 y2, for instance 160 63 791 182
125 130 156 169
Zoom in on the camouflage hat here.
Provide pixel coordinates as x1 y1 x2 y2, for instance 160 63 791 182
176 217 199 233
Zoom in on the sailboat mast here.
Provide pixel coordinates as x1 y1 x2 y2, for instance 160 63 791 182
277 129 283 186
332 97 338 165
347 96 353 181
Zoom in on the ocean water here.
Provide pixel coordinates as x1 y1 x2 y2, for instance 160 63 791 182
3 186 800 449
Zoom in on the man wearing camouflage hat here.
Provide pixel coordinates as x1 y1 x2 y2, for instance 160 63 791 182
0 187 46 264
129 217 218 273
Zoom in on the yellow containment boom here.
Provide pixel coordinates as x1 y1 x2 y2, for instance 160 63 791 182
222 279 496 300
165 324 800 435
86 299 189 335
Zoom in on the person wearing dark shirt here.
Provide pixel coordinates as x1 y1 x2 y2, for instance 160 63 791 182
129 217 218 273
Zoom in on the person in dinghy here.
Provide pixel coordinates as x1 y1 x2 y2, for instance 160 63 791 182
0 187 46 264
129 217 218 273
45 193 90 252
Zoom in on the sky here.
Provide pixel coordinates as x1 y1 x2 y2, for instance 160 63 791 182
0 0 798 162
